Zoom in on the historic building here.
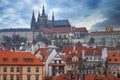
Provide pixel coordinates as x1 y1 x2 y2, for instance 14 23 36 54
31 5 71 31
0 5 88 47
106 50 120 77
85 24 120 48
48 53 66 76
0 51 44 80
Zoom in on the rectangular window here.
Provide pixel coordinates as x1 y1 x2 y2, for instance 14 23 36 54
59 60 61 63
27 76 30 80
36 76 39 80
36 67 39 72
10 76 14 80
3 67 7 72
10 67 14 72
16 76 20 80
27 67 31 72
54 60 57 63
3 75 6 80
13 58 18 62
16 67 20 72
3 58 8 62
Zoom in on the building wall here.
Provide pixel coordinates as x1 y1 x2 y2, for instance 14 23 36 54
0 65 44 80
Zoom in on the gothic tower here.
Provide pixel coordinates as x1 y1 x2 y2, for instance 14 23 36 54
31 10 36 30
52 11 54 27
40 5 48 28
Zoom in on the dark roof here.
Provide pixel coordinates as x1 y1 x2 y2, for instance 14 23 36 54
46 20 71 27
0 28 32 32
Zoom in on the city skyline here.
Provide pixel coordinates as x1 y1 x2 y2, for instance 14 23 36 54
0 0 120 31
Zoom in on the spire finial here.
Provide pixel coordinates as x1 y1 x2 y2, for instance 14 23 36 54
52 10 54 21
42 4 45 16
37 11 40 22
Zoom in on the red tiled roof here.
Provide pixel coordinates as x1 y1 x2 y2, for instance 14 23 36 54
60 55 67 62
43 27 73 33
63 46 102 56
85 47 102 56
34 48 49 61
0 51 44 66
73 27 88 32
107 50 120 64
43 27 88 33
62 46 73 54
90 30 120 35
103 75 120 80
85 74 97 80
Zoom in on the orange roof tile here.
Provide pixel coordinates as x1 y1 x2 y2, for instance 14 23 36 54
60 55 67 62
0 51 44 66
85 47 102 56
43 27 88 33
63 46 102 56
104 75 120 80
34 48 49 61
90 30 120 35
85 74 97 80
107 50 120 64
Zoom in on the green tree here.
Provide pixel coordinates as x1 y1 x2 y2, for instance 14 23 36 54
2 34 27 50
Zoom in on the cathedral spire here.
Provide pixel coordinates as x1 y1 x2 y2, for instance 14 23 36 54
52 10 54 27
37 11 40 22
31 10 36 29
42 5 45 16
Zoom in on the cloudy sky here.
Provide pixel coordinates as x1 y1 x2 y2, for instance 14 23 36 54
0 0 120 31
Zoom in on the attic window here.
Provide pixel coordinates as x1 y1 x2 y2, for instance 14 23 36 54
13 58 18 62
23 58 34 62
3 58 8 62
114 59 118 61
108 59 112 61
113 54 115 57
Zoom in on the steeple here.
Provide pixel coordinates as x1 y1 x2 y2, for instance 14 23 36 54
42 5 45 16
52 11 54 27
37 12 40 22
31 10 36 29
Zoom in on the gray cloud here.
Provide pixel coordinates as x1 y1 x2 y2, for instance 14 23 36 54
91 0 120 31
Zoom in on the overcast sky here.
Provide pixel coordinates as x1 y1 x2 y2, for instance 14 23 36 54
0 0 120 31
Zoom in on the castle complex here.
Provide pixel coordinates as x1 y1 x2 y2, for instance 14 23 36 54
31 5 71 31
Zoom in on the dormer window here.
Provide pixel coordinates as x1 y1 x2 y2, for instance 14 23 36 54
13 58 18 62
114 59 117 61
23 58 34 62
113 54 115 57
108 59 112 61
3 58 8 62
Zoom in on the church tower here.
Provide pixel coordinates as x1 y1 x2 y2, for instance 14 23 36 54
31 10 36 30
40 5 48 28
52 11 54 27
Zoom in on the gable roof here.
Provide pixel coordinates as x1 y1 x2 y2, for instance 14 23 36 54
0 51 44 66
34 48 49 61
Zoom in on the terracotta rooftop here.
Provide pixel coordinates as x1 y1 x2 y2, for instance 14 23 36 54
63 46 85 55
0 51 44 66
48 73 120 80
63 46 102 56
85 47 102 56
43 27 88 33
107 50 120 64
90 30 120 35
34 48 49 61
